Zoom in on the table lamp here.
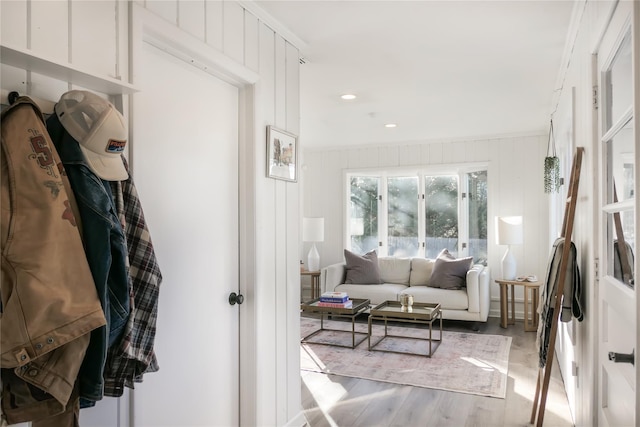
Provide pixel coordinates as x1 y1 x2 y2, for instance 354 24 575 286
496 216 523 280
303 217 324 271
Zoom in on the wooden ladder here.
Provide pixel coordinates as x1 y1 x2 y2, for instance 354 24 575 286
530 146 584 427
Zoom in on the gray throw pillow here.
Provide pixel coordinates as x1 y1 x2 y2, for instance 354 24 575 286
344 249 382 284
428 249 473 290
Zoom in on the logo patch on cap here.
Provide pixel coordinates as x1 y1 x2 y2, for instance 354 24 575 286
106 139 126 154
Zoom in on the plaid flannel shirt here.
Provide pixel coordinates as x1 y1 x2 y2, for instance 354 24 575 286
104 158 162 396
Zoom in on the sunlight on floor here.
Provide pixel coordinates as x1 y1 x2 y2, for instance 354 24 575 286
460 356 506 374
510 369 574 425
302 374 347 408
302 345 327 370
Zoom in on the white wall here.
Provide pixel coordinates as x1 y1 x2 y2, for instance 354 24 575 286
301 133 551 319
548 1 626 425
0 1 303 426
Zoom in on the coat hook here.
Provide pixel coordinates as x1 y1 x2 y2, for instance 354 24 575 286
8 91 20 105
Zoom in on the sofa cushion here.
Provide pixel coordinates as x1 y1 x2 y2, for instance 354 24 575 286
409 258 435 286
344 249 382 284
428 249 473 290
378 257 411 285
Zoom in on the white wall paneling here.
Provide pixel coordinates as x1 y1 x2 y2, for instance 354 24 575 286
205 0 224 50
0 0 304 426
224 1 245 65
255 21 278 424
145 0 177 24
178 0 205 40
71 1 118 76
284 39 302 424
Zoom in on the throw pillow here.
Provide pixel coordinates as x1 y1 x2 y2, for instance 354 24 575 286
344 249 382 284
378 256 411 285
428 249 473 290
409 257 436 286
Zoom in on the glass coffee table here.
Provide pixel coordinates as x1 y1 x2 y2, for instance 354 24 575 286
368 301 442 357
300 298 370 348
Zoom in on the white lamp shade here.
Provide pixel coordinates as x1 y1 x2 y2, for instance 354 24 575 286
303 217 324 242
495 216 523 245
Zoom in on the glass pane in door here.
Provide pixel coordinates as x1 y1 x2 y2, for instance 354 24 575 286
468 171 488 263
387 176 419 256
349 176 380 254
606 118 635 287
607 31 632 128
424 175 458 258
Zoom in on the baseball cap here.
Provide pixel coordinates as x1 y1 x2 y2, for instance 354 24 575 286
55 90 128 181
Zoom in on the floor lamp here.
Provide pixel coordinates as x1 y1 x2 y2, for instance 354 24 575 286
496 216 523 280
303 218 324 272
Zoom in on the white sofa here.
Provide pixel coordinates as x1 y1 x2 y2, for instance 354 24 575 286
321 256 490 322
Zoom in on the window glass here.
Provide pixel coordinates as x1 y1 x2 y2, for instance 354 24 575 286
602 27 634 288
468 171 488 264
607 31 632 130
349 176 379 254
607 119 634 204
606 118 635 288
387 176 419 257
425 175 458 258
607 209 635 287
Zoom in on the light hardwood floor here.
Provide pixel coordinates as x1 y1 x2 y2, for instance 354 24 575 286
300 316 574 427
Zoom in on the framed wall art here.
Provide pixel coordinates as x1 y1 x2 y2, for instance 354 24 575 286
266 125 298 182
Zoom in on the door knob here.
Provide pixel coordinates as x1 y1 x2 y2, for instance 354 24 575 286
228 292 244 306
608 349 634 365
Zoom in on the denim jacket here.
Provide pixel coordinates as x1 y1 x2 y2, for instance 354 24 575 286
46 114 131 404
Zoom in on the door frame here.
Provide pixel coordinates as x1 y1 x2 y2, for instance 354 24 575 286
593 1 639 425
130 4 260 424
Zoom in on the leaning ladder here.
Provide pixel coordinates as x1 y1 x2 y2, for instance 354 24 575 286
530 146 584 427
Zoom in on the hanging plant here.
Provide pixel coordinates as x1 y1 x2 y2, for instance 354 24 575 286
544 119 561 194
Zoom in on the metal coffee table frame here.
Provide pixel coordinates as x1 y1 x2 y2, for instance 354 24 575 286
300 298 370 348
368 301 442 357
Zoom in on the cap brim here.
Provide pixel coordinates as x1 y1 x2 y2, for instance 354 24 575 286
78 145 129 181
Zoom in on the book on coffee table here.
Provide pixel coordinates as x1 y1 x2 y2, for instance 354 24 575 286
320 291 349 303
317 300 353 308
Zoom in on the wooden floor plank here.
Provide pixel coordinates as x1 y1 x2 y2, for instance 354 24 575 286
301 317 574 427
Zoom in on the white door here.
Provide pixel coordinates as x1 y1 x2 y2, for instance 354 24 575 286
129 41 240 426
596 2 637 426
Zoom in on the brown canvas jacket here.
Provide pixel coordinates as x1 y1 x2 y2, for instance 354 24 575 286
1 97 106 423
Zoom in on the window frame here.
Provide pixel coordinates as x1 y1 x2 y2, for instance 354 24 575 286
344 162 488 259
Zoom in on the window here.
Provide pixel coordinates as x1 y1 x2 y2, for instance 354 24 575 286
347 167 488 262
388 177 419 257
349 176 379 254
424 175 458 258
602 30 634 288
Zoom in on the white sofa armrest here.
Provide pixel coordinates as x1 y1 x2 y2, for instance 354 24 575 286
321 263 346 293
466 264 490 321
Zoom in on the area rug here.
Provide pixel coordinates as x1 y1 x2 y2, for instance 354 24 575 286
300 317 512 398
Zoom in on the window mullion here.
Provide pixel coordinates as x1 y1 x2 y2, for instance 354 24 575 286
418 174 426 257
459 172 469 257
379 175 388 256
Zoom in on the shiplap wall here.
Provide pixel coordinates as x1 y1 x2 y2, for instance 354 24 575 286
0 1 303 426
547 1 625 424
302 134 551 319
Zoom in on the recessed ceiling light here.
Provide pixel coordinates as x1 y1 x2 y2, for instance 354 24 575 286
341 94 356 100
385 123 397 128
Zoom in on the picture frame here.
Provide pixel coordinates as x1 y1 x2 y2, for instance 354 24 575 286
266 126 298 182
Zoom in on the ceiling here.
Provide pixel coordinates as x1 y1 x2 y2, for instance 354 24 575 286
252 1 576 149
